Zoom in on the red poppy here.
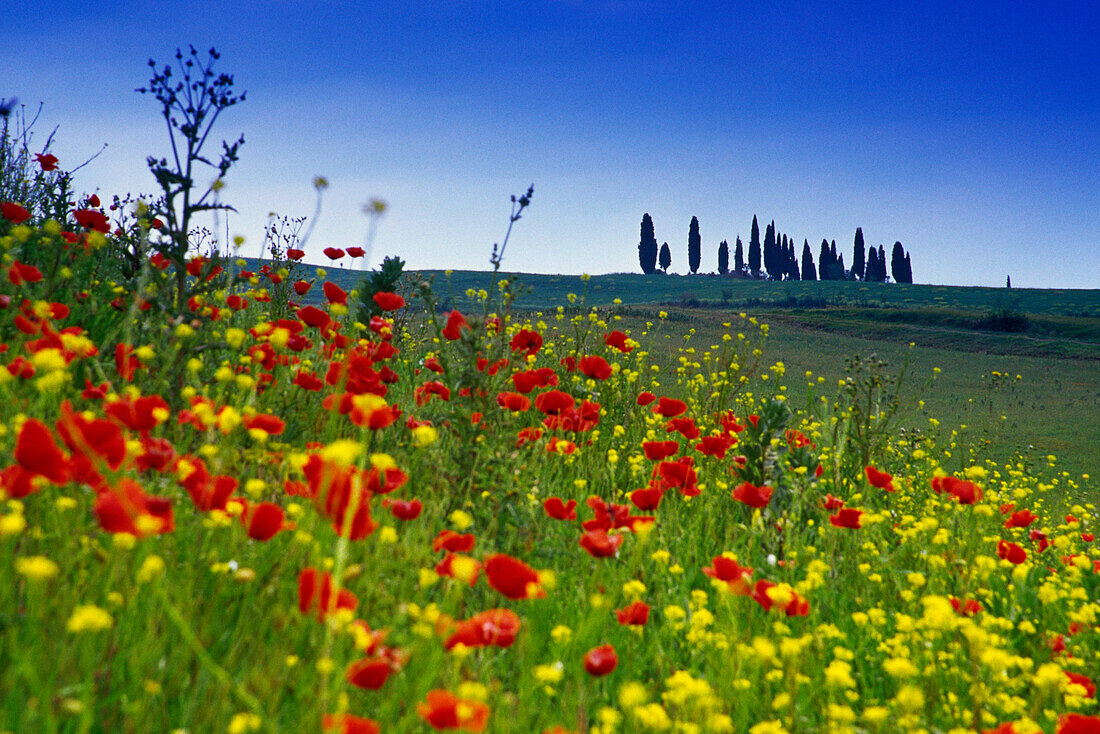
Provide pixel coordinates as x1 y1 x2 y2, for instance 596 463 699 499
997 540 1028 564
7 260 43 285
435 553 482 585
298 567 358 620
35 153 59 171
345 657 393 690
864 465 895 492
286 248 305 260
442 310 469 340
242 502 287 540
293 280 312 296
604 330 633 353
578 355 612 380
702 556 754 594
433 529 476 553
615 600 650 626
106 394 169 433
636 391 656 406
445 608 522 650
933 475 983 504
1 202 31 224
1004 509 1038 528
94 478 175 536
579 529 624 557
373 292 405 311
73 208 109 233
323 247 345 260
484 554 544 599
583 644 618 676
346 246 366 258
387 498 423 520
15 418 71 485
751 579 810 616
949 596 983 616
496 391 531 412
512 367 558 393
822 494 845 510
653 397 687 418
417 689 489 732
665 417 700 439
323 281 348 305
629 485 665 511
509 329 543 356
242 413 286 435
829 508 862 529
731 481 773 508
1058 714 1100 734
534 389 574 415
1065 671 1096 699
543 497 578 520
322 713 381 734
695 434 733 458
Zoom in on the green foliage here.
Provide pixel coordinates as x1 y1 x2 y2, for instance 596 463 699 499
357 255 407 322
717 239 729 275
977 306 1031 333
687 215 701 273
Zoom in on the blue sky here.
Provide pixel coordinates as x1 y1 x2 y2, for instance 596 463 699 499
4 1 1099 288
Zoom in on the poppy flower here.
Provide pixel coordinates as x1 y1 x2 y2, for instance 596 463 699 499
322 713 381 734
387 498 423 520
293 280 312 296
864 465 895 492
731 481 773 508
583 644 618 676
242 413 286 435
323 247 345 260
286 248 305 260
636 391 656 406
294 370 324 391
615 600 650 626
1004 509 1038 528
512 367 558 393
15 418 71 485
323 281 348 305
579 529 624 557
496 391 531 412
702 556 754 594
1 202 31 224
665 417 700 439
484 554 545 599
298 567 358 620
695 434 733 458
433 529 476 553
509 329 543 356
822 494 845 510
8 260 43 285
828 508 862 529
543 497 578 520
346 246 366 258
35 153 59 171
652 397 687 418
417 689 489 732
534 389 574 415
578 355 612 380
629 485 665 511
751 580 810 616
442 310 468 340
242 502 287 540
373 292 405 311
435 553 482 585
94 478 175 536
345 657 393 690
73 209 109 233
997 540 1028 564
1065 671 1096 699
949 596 983 616
444 608 522 650
604 330 634 353
1058 714 1100 734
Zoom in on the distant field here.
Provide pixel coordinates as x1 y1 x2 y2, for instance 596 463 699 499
263 260 1100 489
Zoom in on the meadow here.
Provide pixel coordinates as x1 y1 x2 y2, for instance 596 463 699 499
2 206 1099 734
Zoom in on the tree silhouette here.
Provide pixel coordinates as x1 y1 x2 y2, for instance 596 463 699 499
638 213 658 274
877 245 887 281
718 239 729 275
748 215 761 277
905 252 913 283
734 237 744 274
818 239 832 280
688 216 701 273
801 240 817 280
852 227 865 280
763 220 777 279
659 242 671 273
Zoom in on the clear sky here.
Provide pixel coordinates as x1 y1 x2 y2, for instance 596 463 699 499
4 1 1099 288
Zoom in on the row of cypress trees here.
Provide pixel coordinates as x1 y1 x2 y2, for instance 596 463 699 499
638 214 914 283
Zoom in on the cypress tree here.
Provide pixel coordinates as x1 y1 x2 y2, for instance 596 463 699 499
878 245 887 281
904 253 913 283
787 240 800 280
801 240 817 280
829 240 839 278
659 242 671 273
748 215 761 277
852 227 865 280
718 239 729 275
763 221 777 279
819 239 832 280
688 217 701 274
638 213 658 274
866 247 878 282
837 253 846 279
734 237 744 274
890 242 905 283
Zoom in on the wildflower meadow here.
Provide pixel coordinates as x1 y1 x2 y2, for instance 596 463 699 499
1 50 1098 734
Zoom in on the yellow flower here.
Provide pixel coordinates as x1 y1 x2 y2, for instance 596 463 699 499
15 556 59 581
136 555 166 583
67 605 114 633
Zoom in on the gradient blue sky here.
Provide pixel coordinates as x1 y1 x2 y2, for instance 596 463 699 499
5 1 1099 288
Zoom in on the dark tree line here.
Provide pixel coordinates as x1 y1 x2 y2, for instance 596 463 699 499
636 213 913 283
